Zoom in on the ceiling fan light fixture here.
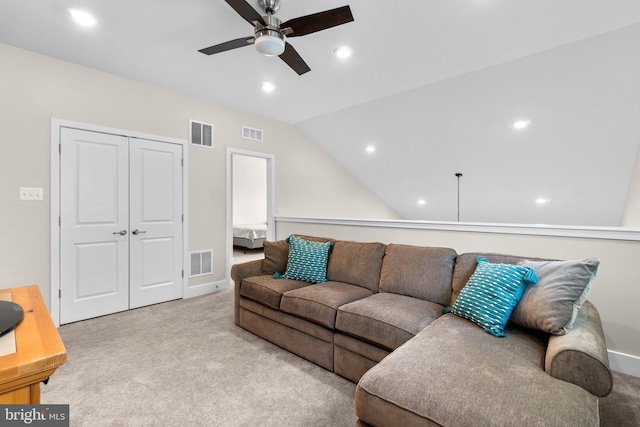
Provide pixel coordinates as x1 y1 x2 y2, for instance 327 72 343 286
254 30 285 56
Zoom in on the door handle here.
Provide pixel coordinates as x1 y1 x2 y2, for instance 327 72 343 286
113 230 127 236
132 229 146 235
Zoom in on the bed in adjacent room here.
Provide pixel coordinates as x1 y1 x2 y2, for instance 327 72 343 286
233 223 267 250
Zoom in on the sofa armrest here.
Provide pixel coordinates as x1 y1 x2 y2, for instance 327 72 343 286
545 300 613 397
231 260 264 325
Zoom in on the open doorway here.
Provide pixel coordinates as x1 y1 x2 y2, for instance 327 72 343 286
226 149 275 282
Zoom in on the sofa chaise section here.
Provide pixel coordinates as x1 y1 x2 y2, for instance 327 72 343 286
356 313 599 427
354 252 612 427
355 301 609 427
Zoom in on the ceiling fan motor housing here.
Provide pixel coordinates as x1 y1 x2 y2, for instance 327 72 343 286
258 0 281 15
254 15 285 56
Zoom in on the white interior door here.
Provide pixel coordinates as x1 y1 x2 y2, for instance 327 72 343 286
60 128 130 324
129 138 183 308
60 129 184 323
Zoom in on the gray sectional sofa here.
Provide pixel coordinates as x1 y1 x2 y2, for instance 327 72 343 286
230 235 613 426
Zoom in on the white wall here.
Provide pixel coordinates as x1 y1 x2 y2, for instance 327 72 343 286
0 42 401 310
296 23 640 226
232 155 267 226
276 218 640 374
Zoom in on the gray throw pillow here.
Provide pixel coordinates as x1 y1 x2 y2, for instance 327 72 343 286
511 258 599 335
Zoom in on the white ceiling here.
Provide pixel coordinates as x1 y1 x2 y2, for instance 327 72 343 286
2 0 640 225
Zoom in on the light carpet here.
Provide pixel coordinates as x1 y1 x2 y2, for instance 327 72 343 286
41 289 640 426
41 290 356 426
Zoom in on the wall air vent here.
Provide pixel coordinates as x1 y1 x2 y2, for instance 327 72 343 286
190 250 213 277
190 120 213 148
242 126 263 142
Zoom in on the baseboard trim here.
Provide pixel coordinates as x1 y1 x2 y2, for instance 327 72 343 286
608 350 640 377
184 280 229 299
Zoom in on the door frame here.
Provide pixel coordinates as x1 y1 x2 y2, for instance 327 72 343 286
226 148 275 285
51 119 189 327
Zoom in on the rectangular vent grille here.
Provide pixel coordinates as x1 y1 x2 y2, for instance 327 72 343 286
242 126 263 142
190 120 213 148
190 250 213 277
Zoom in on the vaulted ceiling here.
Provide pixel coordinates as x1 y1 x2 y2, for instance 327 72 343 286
2 1 640 225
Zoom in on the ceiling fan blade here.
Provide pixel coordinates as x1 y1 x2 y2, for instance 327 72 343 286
279 42 311 75
198 37 254 55
281 5 353 38
225 0 266 27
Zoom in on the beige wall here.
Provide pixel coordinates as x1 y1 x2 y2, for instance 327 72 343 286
0 43 400 309
622 140 640 227
276 219 640 363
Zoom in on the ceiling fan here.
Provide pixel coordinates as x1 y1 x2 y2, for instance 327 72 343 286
198 0 354 75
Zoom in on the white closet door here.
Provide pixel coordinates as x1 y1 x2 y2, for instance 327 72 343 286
60 128 130 324
129 138 183 308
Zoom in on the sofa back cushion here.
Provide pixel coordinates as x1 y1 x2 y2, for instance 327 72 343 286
293 234 336 244
261 240 289 275
451 252 547 306
379 244 457 305
327 240 387 292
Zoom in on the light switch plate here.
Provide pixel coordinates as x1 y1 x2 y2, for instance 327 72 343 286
19 187 43 201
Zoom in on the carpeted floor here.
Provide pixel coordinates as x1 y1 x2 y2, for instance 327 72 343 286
42 290 640 427
41 290 356 427
600 370 640 426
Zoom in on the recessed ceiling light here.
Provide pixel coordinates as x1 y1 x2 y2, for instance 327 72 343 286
261 82 276 93
535 198 550 205
365 145 375 153
418 199 427 206
333 46 353 59
69 9 97 27
513 119 530 129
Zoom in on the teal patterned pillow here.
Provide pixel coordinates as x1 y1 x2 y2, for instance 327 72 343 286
281 235 333 284
444 257 538 337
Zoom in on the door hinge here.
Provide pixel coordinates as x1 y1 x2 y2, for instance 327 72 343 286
59 144 61 155
59 289 61 298
182 214 184 223
59 216 61 226
181 158 184 167
182 270 184 278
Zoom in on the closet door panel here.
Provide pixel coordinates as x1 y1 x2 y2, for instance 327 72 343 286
129 138 183 308
59 128 130 324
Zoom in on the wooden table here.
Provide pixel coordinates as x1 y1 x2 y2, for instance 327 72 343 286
0 285 67 403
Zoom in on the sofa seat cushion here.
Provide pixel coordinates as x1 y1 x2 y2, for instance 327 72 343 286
356 313 599 427
240 275 310 310
336 293 444 350
280 282 373 329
